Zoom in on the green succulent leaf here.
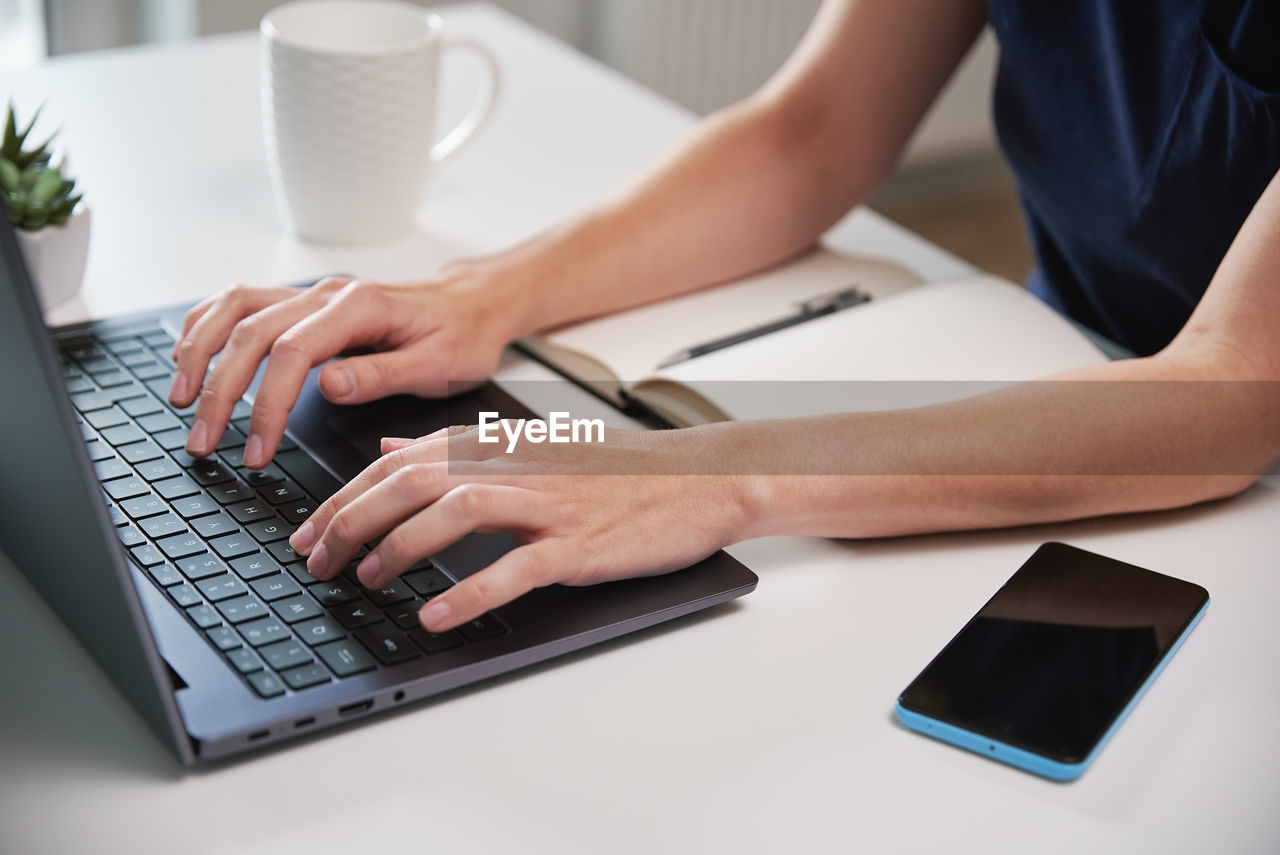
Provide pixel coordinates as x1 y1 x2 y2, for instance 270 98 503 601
0 159 20 193
30 168 62 204
1 104 16 162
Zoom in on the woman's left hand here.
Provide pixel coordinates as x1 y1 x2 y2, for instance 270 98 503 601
288 423 755 633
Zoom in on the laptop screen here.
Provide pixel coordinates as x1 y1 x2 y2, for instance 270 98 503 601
0 217 188 759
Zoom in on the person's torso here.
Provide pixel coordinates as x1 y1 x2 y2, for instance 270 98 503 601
988 0 1280 355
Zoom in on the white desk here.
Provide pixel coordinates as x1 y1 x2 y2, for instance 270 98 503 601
2 5 1277 853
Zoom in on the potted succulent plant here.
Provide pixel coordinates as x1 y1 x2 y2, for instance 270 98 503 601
1 102 89 310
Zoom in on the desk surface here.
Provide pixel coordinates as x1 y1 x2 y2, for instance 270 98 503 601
2 5 1277 854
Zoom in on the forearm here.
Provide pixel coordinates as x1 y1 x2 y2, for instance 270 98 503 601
706 353 1280 541
477 0 987 338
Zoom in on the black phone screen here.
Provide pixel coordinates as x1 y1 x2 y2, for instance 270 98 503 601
898 542 1209 763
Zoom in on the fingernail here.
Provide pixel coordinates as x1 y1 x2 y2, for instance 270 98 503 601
244 434 264 468
421 599 451 630
356 553 381 587
307 542 329 576
170 373 189 403
187 419 208 454
290 521 315 553
328 366 354 398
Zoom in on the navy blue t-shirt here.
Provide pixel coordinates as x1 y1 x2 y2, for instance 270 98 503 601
989 0 1280 355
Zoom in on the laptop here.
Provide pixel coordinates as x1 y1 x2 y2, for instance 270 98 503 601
0 217 758 765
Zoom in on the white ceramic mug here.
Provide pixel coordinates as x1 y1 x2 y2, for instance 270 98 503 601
261 0 501 243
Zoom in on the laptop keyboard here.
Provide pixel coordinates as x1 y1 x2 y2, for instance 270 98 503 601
58 322 508 699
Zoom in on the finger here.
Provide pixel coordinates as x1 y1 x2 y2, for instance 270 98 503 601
173 293 220 358
318 343 451 404
171 285 301 407
243 289 394 467
355 483 552 589
289 440 451 555
184 293 326 457
419 539 567 632
380 425 469 455
303 462 451 581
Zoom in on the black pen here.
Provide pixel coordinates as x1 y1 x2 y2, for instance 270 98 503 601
656 285 872 369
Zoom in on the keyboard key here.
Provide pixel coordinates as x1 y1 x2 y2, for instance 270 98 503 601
105 476 149 501
206 626 241 651
316 639 377 677
142 331 174 349
275 594 322 623
136 457 183 482
404 567 452 599
172 494 219 519
278 501 315 525
132 362 171 382
331 601 381 629
83 439 113 462
287 561 319 584
268 540 302 565
259 480 305 505
247 670 285 697
355 624 420 665
309 578 360 607
178 554 227 581
386 599 425 630
230 553 280 581
229 648 263 674
64 375 94 394
151 427 190 451
192 511 237 539
70 390 116 412
365 579 413 607
246 518 293 543
250 574 301 602
120 395 163 418
146 562 184 587
94 370 132 388
227 501 273 524
217 426 246 451
118 348 153 365
260 640 312 671
407 627 463 654
86 407 128 429
167 584 201 608
157 533 206 560
216 595 269 624
106 503 129 527
458 614 509 642
154 475 200 500
79 356 118 375
121 493 166 519
281 662 329 690
239 616 289 647
186 603 222 629
209 480 255 504
93 457 131 482
195 574 247 602
243 464 285 487
117 525 147 547
140 513 187 539
191 460 236 486
127 543 163 567
295 616 345 646
210 533 257 559
220 445 248 468
136 411 182 435
117 439 162 464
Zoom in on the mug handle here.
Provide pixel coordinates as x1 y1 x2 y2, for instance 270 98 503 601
431 38 503 166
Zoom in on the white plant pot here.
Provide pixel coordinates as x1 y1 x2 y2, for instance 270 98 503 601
15 205 91 312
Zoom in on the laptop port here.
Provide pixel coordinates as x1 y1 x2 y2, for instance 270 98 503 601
338 699 374 717
248 729 269 742
294 717 315 729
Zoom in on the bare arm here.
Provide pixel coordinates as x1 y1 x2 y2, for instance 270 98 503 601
727 169 1280 540
494 0 989 334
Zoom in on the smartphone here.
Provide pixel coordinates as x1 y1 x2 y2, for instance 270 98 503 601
896 542 1209 781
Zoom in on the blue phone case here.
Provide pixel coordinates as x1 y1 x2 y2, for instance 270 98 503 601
895 599 1208 781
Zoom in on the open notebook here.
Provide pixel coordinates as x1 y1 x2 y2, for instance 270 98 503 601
518 248 1107 427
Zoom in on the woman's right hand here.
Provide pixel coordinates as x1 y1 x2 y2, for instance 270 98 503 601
169 264 527 469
